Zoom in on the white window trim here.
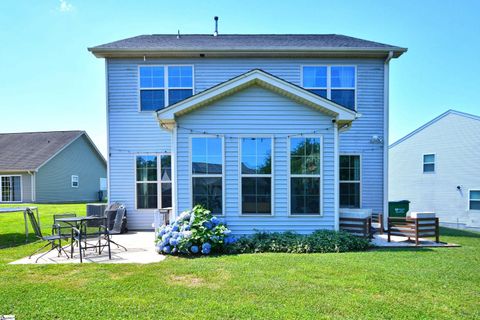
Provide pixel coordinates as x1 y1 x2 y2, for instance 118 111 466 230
287 135 323 216
339 154 362 209
189 135 225 216
0 175 23 203
71 175 79 188
238 135 275 216
134 153 172 211
138 65 195 112
468 189 480 211
422 153 436 174
301 65 357 111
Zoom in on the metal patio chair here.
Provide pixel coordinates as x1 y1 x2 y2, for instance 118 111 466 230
27 209 69 263
71 217 111 263
53 213 77 239
104 207 127 252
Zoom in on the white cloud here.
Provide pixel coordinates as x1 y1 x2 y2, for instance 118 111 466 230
59 0 74 12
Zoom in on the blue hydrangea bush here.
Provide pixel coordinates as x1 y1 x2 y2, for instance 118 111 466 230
155 205 236 255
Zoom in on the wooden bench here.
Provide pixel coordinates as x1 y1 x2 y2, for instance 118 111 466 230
371 212 384 234
388 213 439 245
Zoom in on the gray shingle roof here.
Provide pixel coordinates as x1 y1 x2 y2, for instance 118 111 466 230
0 131 84 171
89 34 406 58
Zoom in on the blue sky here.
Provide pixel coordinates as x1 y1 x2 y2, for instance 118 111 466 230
0 0 479 156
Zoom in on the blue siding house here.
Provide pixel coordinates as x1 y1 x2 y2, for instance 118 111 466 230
89 34 406 232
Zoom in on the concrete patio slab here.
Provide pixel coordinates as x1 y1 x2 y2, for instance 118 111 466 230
372 234 460 248
10 232 166 264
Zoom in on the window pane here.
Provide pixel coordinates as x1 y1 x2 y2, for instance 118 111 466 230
137 183 158 209
161 183 172 208
303 66 327 87
290 138 321 175
470 200 480 210
291 177 320 215
136 156 157 181
140 66 164 88
423 154 435 163
340 155 360 181
470 191 480 200
160 155 171 182
191 138 222 174
168 89 193 105
168 66 193 87
309 89 327 98
340 182 360 208
423 163 435 172
193 177 222 214
331 66 355 87
242 177 271 214
140 90 165 111
331 89 355 110
241 138 271 174
12 176 21 201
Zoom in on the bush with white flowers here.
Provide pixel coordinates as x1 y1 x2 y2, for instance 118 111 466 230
155 205 236 255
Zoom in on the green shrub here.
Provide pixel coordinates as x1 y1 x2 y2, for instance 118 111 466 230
231 230 371 254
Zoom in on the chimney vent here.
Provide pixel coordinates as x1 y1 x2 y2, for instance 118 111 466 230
213 16 219 36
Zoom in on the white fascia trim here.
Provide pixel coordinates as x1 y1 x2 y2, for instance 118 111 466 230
156 70 357 122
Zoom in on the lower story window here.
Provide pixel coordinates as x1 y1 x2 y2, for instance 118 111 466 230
136 154 172 209
470 190 480 210
291 177 320 214
1 176 22 202
340 155 361 208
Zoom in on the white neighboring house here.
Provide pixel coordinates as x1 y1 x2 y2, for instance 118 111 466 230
389 110 480 229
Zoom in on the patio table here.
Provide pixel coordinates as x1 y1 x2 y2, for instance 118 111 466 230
0 207 39 242
56 216 108 259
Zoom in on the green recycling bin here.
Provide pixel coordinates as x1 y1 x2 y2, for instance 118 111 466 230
388 200 410 217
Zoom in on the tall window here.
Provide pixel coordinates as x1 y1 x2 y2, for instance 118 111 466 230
423 154 435 173
340 155 361 208
290 137 321 215
469 190 480 210
241 137 272 215
191 137 223 214
302 66 356 110
136 155 172 209
0 176 21 202
139 65 193 111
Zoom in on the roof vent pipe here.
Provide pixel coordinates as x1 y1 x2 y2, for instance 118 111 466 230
213 16 218 36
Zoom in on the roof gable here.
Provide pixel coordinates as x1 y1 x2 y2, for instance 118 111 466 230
390 109 480 149
156 69 358 126
0 131 105 172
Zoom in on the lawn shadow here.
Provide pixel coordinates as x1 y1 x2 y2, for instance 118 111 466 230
371 246 435 253
0 233 38 249
440 227 480 238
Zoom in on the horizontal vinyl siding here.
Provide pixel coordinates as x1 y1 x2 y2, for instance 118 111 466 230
389 114 480 227
35 135 107 203
176 86 335 234
107 57 384 229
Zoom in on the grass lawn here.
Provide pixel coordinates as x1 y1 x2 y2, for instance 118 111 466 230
0 203 479 319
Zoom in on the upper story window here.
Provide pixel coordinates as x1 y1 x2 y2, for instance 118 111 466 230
302 66 356 110
423 154 435 173
139 65 193 111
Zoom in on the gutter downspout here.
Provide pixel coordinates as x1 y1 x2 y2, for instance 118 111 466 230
105 59 111 205
28 171 35 202
383 51 393 229
333 119 339 230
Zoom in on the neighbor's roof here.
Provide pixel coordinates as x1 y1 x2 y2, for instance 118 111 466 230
0 131 104 172
89 34 407 58
389 109 480 149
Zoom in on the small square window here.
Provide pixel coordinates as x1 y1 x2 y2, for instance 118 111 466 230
71 175 79 188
